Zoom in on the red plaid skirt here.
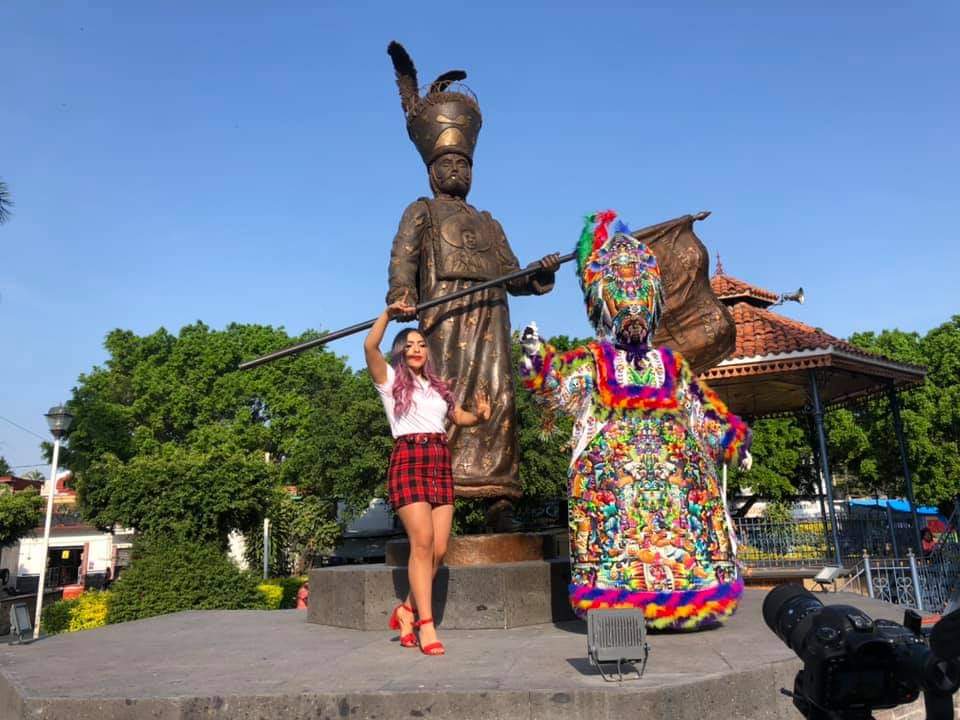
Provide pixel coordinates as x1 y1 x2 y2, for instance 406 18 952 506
388 433 454 508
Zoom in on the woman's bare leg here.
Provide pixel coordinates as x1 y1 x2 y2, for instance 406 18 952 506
396 502 439 647
430 504 454 570
404 503 454 606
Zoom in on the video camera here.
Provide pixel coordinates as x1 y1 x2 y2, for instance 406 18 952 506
763 584 960 720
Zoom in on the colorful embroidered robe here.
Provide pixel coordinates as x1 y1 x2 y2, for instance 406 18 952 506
519 339 750 629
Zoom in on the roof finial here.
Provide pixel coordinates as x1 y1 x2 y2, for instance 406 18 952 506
715 252 725 277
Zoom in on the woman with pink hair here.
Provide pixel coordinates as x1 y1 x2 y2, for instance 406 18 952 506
365 296 491 656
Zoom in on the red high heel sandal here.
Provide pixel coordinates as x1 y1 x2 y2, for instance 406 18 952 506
414 618 445 656
388 603 417 648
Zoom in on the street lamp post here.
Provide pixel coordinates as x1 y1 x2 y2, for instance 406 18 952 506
33 404 74 640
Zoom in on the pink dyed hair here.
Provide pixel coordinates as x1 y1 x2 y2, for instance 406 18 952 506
389 329 455 421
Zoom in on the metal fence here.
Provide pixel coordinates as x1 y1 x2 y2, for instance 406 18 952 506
734 507 959 569
734 514 896 568
838 548 960 614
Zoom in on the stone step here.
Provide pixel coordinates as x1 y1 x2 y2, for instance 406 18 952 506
308 559 576 630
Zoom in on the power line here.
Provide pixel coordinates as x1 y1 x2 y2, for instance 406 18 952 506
0 415 47 441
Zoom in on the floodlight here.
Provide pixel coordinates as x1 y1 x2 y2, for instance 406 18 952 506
9 602 34 644
586 608 650 682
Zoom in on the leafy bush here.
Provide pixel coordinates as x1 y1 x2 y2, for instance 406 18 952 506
260 575 307 608
257 583 283 609
41 597 79 635
107 534 267 624
69 591 110 631
763 501 796 524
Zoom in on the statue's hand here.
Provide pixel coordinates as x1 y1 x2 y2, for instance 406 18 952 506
739 450 753 472
388 290 417 321
537 253 561 274
520 321 542 355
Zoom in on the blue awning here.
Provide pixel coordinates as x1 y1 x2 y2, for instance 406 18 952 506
848 498 940 515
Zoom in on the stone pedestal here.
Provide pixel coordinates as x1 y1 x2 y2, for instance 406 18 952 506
385 531 565 567
0 591 927 720
307 559 575 630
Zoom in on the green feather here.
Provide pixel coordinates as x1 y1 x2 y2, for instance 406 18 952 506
575 213 597 277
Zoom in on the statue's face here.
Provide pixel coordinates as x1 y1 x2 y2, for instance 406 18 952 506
430 153 472 198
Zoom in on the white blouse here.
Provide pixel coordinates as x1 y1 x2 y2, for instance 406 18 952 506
374 365 449 438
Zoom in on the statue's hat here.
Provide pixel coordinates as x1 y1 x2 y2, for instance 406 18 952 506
387 41 482 166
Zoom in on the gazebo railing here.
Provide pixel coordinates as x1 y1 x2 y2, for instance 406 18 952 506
837 549 960 614
734 515 886 568
734 504 960 570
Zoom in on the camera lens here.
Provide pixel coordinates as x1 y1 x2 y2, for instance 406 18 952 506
763 584 824 653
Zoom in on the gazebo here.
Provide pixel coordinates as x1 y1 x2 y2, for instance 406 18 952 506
701 263 927 565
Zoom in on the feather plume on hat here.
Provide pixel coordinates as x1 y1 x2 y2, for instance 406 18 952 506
387 41 420 115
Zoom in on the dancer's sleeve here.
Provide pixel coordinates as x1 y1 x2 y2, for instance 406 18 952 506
517 324 594 414
674 351 751 465
386 201 428 305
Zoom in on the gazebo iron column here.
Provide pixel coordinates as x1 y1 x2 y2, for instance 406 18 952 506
806 415 832 554
885 501 900 558
887 382 924 556
807 415 830 540
808 369 843 567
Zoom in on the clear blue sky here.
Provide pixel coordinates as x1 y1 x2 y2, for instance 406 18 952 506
2 2 958 472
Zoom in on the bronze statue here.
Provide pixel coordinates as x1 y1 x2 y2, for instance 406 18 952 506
385 42 559 510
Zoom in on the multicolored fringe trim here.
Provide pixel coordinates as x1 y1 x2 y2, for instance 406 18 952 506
683 364 751 464
570 577 744 630
702 385 750 464
590 343 680 410
519 344 591 392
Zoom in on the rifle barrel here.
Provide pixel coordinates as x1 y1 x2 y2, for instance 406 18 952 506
237 251 576 371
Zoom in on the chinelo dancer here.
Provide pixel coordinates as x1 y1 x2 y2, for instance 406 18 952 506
364 295 491 656
518 211 752 630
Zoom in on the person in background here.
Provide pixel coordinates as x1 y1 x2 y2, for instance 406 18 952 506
296 580 309 609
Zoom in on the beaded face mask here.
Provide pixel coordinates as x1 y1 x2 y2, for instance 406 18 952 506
577 211 663 343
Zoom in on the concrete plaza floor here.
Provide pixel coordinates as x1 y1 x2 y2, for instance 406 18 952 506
0 589 921 720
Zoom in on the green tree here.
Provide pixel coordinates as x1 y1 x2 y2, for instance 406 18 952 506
244 491 341 574
825 407 882 498
0 180 12 225
0 456 10 475
287 494 341 566
728 417 812 500
65 322 388 545
847 320 960 505
0 488 42 547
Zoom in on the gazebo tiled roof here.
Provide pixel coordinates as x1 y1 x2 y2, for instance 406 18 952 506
701 270 926 418
709 274 780 307
725 301 873 360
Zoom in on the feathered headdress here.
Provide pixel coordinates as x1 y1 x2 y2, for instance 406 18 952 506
576 210 663 341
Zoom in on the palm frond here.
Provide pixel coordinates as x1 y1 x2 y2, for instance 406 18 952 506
0 180 13 225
